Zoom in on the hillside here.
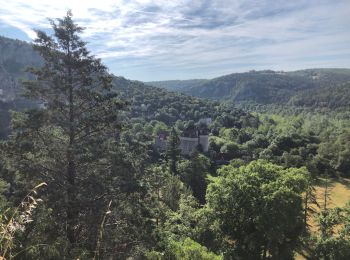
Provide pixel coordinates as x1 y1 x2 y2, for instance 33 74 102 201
0 36 42 101
2 35 349 110
147 79 208 92
148 69 350 108
113 76 248 126
0 36 43 137
2 12 350 259
0 36 249 138
289 82 350 109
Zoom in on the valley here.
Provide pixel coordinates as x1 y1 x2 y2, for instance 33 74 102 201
0 11 350 259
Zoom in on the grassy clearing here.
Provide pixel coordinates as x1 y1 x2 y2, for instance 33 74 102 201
314 177 350 210
296 177 350 259
307 177 350 233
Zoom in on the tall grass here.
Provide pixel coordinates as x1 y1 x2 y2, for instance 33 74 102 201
0 183 46 259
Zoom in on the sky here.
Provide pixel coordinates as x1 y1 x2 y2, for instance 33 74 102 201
0 0 349 81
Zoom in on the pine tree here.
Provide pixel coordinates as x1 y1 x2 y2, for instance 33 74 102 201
166 127 180 175
303 176 318 233
1 11 126 257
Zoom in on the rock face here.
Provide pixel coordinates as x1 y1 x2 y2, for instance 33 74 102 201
0 36 42 101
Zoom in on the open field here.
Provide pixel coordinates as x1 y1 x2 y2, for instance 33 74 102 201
296 177 350 259
308 177 350 232
315 177 350 208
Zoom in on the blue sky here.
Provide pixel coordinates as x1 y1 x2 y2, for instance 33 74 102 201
0 0 349 81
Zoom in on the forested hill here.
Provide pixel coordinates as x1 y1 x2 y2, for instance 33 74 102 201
147 79 209 92
0 36 42 101
2 14 350 259
147 69 350 109
2 35 350 110
0 36 249 137
113 76 248 126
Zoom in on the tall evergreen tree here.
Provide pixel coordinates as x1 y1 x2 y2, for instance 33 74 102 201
166 127 180 175
1 11 126 257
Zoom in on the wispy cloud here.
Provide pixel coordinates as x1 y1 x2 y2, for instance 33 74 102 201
0 0 349 80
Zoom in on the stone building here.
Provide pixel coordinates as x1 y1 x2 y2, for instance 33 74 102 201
154 118 211 155
179 128 209 155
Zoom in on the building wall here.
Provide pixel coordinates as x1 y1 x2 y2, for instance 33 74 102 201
180 137 198 155
199 135 209 152
156 131 209 155
155 137 167 151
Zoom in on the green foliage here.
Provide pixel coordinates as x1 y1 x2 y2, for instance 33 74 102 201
0 183 46 259
0 12 148 259
115 77 250 129
166 128 181 175
1 11 350 260
219 141 240 159
310 203 350 259
146 238 222 260
159 195 202 242
206 160 309 259
290 82 350 110
178 153 210 204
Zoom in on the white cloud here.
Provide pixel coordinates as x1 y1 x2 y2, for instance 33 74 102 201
0 0 349 80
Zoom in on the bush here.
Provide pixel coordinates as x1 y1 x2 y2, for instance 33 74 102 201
146 238 222 260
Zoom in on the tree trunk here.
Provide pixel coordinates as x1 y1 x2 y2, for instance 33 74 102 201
66 49 78 251
66 155 76 245
324 175 328 211
304 190 308 232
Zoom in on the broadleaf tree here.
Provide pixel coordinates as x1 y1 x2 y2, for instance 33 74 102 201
206 160 309 259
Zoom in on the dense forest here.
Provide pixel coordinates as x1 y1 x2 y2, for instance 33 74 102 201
1 13 350 260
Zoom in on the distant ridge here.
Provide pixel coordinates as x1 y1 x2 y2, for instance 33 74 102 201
147 79 209 92
1 35 350 110
147 68 350 109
